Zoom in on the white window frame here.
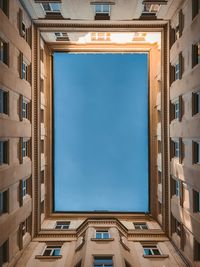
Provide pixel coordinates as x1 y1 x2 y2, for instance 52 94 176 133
42 245 61 257
95 230 110 239
134 223 148 230
143 245 162 256
55 221 70 230
174 99 179 119
41 3 61 13
94 4 110 15
22 61 28 80
175 62 180 80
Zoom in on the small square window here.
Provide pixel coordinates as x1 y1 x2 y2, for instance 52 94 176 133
42 245 61 256
93 256 113 267
95 230 110 239
55 221 70 230
0 89 8 115
143 245 161 256
134 223 148 230
0 140 8 165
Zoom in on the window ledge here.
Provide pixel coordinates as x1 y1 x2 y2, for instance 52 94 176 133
143 254 169 258
35 255 62 259
91 238 114 241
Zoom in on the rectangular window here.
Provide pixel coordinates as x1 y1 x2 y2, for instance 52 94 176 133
134 223 148 230
175 63 180 80
192 42 200 68
158 201 162 215
0 89 8 114
93 256 113 267
41 3 61 13
43 245 61 256
193 190 200 212
96 230 110 239
192 0 199 19
0 38 8 65
0 240 9 266
193 141 200 164
22 179 27 197
176 180 180 197
94 4 110 20
192 91 200 115
22 61 28 80
55 221 70 230
0 140 8 165
194 239 200 261
22 219 27 237
143 245 161 256
0 0 9 17
174 140 180 158
0 190 8 215
22 97 29 119
22 140 28 158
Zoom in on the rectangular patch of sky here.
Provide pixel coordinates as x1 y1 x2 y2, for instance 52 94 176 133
53 53 149 212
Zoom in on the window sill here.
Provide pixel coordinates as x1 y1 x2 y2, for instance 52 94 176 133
143 254 169 258
35 255 62 259
91 238 114 242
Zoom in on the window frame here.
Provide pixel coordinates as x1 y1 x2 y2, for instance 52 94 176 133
22 61 28 80
0 189 8 215
93 256 113 267
41 3 61 13
95 230 110 239
0 140 9 165
54 221 70 230
134 222 148 230
143 245 162 256
0 89 8 115
0 38 9 65
94 4 111 15
42 245 61 257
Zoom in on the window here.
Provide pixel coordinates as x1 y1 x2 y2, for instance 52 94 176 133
22 140 28 158
175 62 180 80
134 223 148 230
192 91 200 115
95 4 110 14
55 221 70 230
176 180 180 197
174 140 180 158
22 61 28 80
0 140 8 165
41 3 61 13
174 100 180 119
0 190 8 215
55 32 68 38
143 245 161 256
22 97 29 120
94 4 110 20
91 32 111 42
193 190 200 212
192 0 199 19
0 89 8 114
193 141 200 164
158 201 162 215
96 230 110 239
0 38 8 65
42 245 61 256
41 170 45 184
22 219 28 237
194 239 200 261
0 0 9 17
192 42 200 68
93 256 113 267
22 179 27 197
0 240 9 266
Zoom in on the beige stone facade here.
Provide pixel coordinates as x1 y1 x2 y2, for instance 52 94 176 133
0 0 200 266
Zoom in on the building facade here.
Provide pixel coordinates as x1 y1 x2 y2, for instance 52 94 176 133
0 0 200 266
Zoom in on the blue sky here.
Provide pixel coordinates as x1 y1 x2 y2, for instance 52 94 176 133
54 53 149 212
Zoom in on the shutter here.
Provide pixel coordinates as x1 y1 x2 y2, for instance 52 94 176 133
192 92 197 116
19 95 23 121
19 8 24 37
179 9 184 37
18 222 23 250
170 139 174 159
179 138 183 163
179 95 183 121
19 137 23 164
179 52 184 79
19 52 23 79
180 181 184 207
170 64 175 85
28 26 32 48
170 25 175 48
19 180 23 207
192 44 198 68
170 101 175 121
